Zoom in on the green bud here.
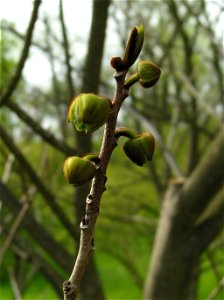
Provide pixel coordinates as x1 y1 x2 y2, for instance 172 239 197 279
138 132 155 161
123 138 146 166
123 132 155 166
63 155 98 186
137 61 161 88
123 24 144 69
68 93 112 133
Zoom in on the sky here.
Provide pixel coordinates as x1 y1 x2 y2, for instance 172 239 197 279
1 0 93 87
1 0 223 88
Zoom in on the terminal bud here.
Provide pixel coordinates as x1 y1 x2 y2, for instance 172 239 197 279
122 24 144 69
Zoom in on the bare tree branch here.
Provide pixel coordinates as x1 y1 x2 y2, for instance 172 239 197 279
0 125 78 239
179 125 224 222
0 144 47 264
207 277 224 300
7 267 22 300
11 237 64 297
0 181 74 272
0 186 35 265
1 153 15 183
59 0 75 99
6 101 75 155
0 0 41 106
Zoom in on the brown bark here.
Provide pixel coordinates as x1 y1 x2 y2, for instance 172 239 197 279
144 126 224 299
0 182 74 272
0 125 77 239
64 0 111 299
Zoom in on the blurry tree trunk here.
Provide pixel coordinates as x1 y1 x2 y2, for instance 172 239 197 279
73 0 111 299
143 127 224 299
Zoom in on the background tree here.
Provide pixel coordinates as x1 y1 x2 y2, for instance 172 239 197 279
1 0 223 299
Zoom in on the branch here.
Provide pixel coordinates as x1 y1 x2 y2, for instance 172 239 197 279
63 71 129 300
0 125 78 239
176 71 216 117
1 153 15 183
7 267 22 300
1 22 48 53
59 0 75 99
189 203 224 257
0 145 47 264
0 0 41 106
6 101 75 155
179 125 224 221
206 249 222 281
10 237 64 297
0 186 35 265
0 181 74 272
207 277 224 300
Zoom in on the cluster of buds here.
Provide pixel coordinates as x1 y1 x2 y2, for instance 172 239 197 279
115 128 155 166
110 24 161 90
63 24 160 187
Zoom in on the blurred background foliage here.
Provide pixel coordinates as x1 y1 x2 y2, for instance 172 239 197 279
0 0 223 299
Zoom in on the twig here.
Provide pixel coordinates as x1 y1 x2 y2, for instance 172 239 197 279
0 125 77 239
0 187 35 265
207 277 224 300
1 153 15 183
0 144 47 265
0 181 75 273
0 0 41 106
206 249 222 281
6 101 75 155
8 267 22 300
63 70 129 300
59 0 75 99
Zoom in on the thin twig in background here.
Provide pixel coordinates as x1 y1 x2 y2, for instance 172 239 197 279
6 101 76 155
207 277 224 300
1 153 15 184
0 144 48 264
206 249 222 281
7 267 22 300
0 125 77 239
0 0 41 106
59 0 75 99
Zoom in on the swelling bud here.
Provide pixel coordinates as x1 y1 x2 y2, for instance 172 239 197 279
122 24 144 69
123 132 155 166
63 155 99 186
68 93 112 133
137 61 161 88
